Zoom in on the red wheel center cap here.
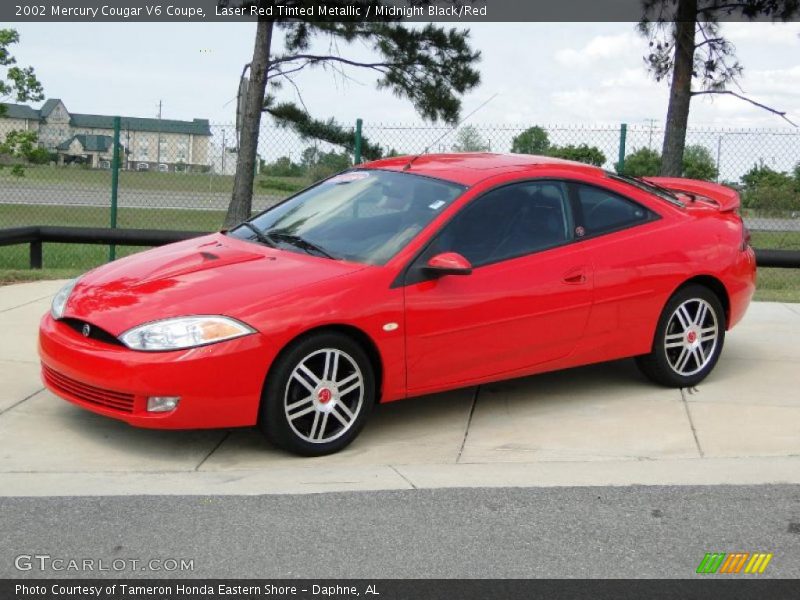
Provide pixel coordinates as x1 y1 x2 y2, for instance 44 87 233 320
318 388 333 404
686 331 697 343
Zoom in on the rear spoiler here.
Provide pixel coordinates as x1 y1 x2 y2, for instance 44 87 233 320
645 177 741 212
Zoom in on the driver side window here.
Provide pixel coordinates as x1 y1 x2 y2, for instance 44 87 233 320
430 181 573 268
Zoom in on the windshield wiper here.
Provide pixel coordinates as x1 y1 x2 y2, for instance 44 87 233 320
632 176 680 200
239 222 276 247
266 231 337 260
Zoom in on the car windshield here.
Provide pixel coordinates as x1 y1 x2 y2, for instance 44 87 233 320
228 169 466 265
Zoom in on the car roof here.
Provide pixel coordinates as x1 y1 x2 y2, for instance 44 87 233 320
361 152 604 186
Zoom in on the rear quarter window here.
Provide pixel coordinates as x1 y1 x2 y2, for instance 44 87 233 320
576 184 654 236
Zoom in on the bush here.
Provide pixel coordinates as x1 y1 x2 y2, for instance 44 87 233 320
547 144 606 167
257 177 306 193
511 126 550 155
306 150 352 182
25 147 51 164
616 147 661 177
741 162 795 189
741 183 799 215
682 145 718 181
261 155 304 177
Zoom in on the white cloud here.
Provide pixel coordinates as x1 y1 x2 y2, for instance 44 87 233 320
723 22 800 46
555 32 641 68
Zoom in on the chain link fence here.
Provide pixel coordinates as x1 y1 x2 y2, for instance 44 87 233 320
0 121 798 298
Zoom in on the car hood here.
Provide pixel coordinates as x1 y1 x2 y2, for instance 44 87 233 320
63 233 369 335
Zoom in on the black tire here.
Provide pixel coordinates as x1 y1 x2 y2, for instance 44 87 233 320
259 331 375 456
636 284 726 388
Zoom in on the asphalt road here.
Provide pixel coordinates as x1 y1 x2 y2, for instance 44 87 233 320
0 181 284 212
2 485 799 579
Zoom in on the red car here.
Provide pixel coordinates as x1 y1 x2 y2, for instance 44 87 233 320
39 153 756 456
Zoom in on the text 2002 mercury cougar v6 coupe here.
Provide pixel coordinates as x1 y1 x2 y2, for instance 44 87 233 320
40 153 755 455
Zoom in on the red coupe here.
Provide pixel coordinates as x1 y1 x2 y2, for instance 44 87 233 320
39 154 756 455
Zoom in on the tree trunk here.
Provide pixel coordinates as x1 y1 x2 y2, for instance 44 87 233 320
224 17 273 228
660 0 697 177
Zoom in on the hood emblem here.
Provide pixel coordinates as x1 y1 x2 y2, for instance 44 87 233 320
82 324 91 337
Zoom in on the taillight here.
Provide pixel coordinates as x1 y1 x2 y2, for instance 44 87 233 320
741 223 751 251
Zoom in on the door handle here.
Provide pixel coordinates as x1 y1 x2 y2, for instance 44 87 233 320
562 269 587 285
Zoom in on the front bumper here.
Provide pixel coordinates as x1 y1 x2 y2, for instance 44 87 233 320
38 313 273 429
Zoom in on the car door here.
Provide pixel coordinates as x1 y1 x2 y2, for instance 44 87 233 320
402 180 593 395
567 180 667 358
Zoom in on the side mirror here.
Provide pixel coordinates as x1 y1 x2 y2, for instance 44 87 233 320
424 252 473 277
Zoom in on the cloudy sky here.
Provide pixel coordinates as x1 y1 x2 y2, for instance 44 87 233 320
10 21 800 129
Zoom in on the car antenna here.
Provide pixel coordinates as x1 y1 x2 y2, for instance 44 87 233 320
402 93 499 171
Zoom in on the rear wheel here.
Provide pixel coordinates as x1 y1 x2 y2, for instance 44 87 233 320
259 332 375 456
636 285 725 388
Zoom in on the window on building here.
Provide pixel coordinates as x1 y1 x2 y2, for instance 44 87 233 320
138 140 149 161
177 139 188 163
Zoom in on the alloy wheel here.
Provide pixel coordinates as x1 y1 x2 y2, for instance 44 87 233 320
664 298 719 377
283 348 365 444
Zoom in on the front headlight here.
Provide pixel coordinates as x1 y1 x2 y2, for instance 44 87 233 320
51 279 78 320
119 316 256 351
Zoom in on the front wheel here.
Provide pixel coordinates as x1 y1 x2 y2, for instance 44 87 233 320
636 285 726 388
259 332 375 456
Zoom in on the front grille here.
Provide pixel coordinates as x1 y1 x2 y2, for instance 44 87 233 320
60 318 123 346
43 365 135 413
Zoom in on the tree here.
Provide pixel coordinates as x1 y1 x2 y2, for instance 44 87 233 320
682 144 718 180
639 0 799 177
510 126 550 155
548 144 607 167
0 29 43 117
618 144 718 180
616 147 662 177
224 2 481 227
451 125 489 152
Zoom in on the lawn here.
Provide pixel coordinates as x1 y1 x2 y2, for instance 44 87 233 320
0 165 306 196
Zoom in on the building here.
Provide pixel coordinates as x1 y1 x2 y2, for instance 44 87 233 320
0 99 212 171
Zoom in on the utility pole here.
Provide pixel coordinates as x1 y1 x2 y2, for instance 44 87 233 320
156 100 162 165
645 118 658 150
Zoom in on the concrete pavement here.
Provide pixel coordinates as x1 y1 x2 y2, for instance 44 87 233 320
1 280 799 496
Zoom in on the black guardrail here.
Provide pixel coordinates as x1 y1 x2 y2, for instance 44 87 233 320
0 226 208 269
0 226 799 270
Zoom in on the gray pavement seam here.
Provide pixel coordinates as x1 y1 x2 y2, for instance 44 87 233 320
389 466 417 489
680 387 705 458
456 385 480 463
784 303 800 317
0 387 44 417
193 430 231 471
0 294 54 314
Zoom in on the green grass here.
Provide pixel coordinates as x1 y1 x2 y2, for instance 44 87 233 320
750 230 800 251
0 165 305 196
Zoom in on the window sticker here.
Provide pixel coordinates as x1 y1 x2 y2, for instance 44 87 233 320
327 171 371 185
429 200 446 210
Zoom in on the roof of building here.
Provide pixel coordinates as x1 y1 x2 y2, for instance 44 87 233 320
40 98 62 117
0 100 212 136
57 134 113 153
2 103 42 120
363 152 603 185
73 114 212 136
